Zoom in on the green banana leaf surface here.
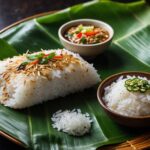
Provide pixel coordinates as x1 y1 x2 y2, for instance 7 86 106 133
0 0 150 150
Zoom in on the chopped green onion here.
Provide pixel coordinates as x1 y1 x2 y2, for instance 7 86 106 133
124 77 150 93
39 58 49 64
66 33 73 38
26 55 37 60
37 53 45 59
27 53 44 60
75 31 80 34
83 26 94 32
17 51 61 71
47 52 56 59
17 62 29 70
26 52 56 63
140 88 146 93
77 24 83 32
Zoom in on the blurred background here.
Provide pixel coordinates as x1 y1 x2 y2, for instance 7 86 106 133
0 0 146 30
0 0 90 30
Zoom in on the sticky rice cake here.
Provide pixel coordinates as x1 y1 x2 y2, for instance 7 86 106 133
0 49 100 109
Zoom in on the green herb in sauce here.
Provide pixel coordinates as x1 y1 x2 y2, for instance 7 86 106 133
80 37 87 44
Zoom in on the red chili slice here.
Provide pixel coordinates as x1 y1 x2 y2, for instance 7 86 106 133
53 55 63 60
85 31 99 36
77 32 82 38
30 59 39 65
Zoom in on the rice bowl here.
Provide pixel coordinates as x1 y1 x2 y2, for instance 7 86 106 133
103 75 150 117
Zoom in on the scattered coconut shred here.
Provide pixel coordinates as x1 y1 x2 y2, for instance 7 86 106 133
51 109 92 136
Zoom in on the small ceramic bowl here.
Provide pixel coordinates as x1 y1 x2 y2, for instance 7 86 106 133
97 71 150 127
58 19 114 57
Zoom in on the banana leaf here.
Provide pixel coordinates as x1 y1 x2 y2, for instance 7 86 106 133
0 0 150 150
0 39 18 59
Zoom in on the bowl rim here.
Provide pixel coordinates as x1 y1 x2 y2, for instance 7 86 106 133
97 71 150 119
58 18 114 47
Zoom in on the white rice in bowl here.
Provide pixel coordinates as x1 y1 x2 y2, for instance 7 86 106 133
103 76 150 117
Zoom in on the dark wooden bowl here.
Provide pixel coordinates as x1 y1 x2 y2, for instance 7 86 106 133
97 71 150 127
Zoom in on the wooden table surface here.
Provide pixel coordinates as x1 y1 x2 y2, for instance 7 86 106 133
0 1 89 149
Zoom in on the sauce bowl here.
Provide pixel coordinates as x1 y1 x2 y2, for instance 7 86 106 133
58 19 114 58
